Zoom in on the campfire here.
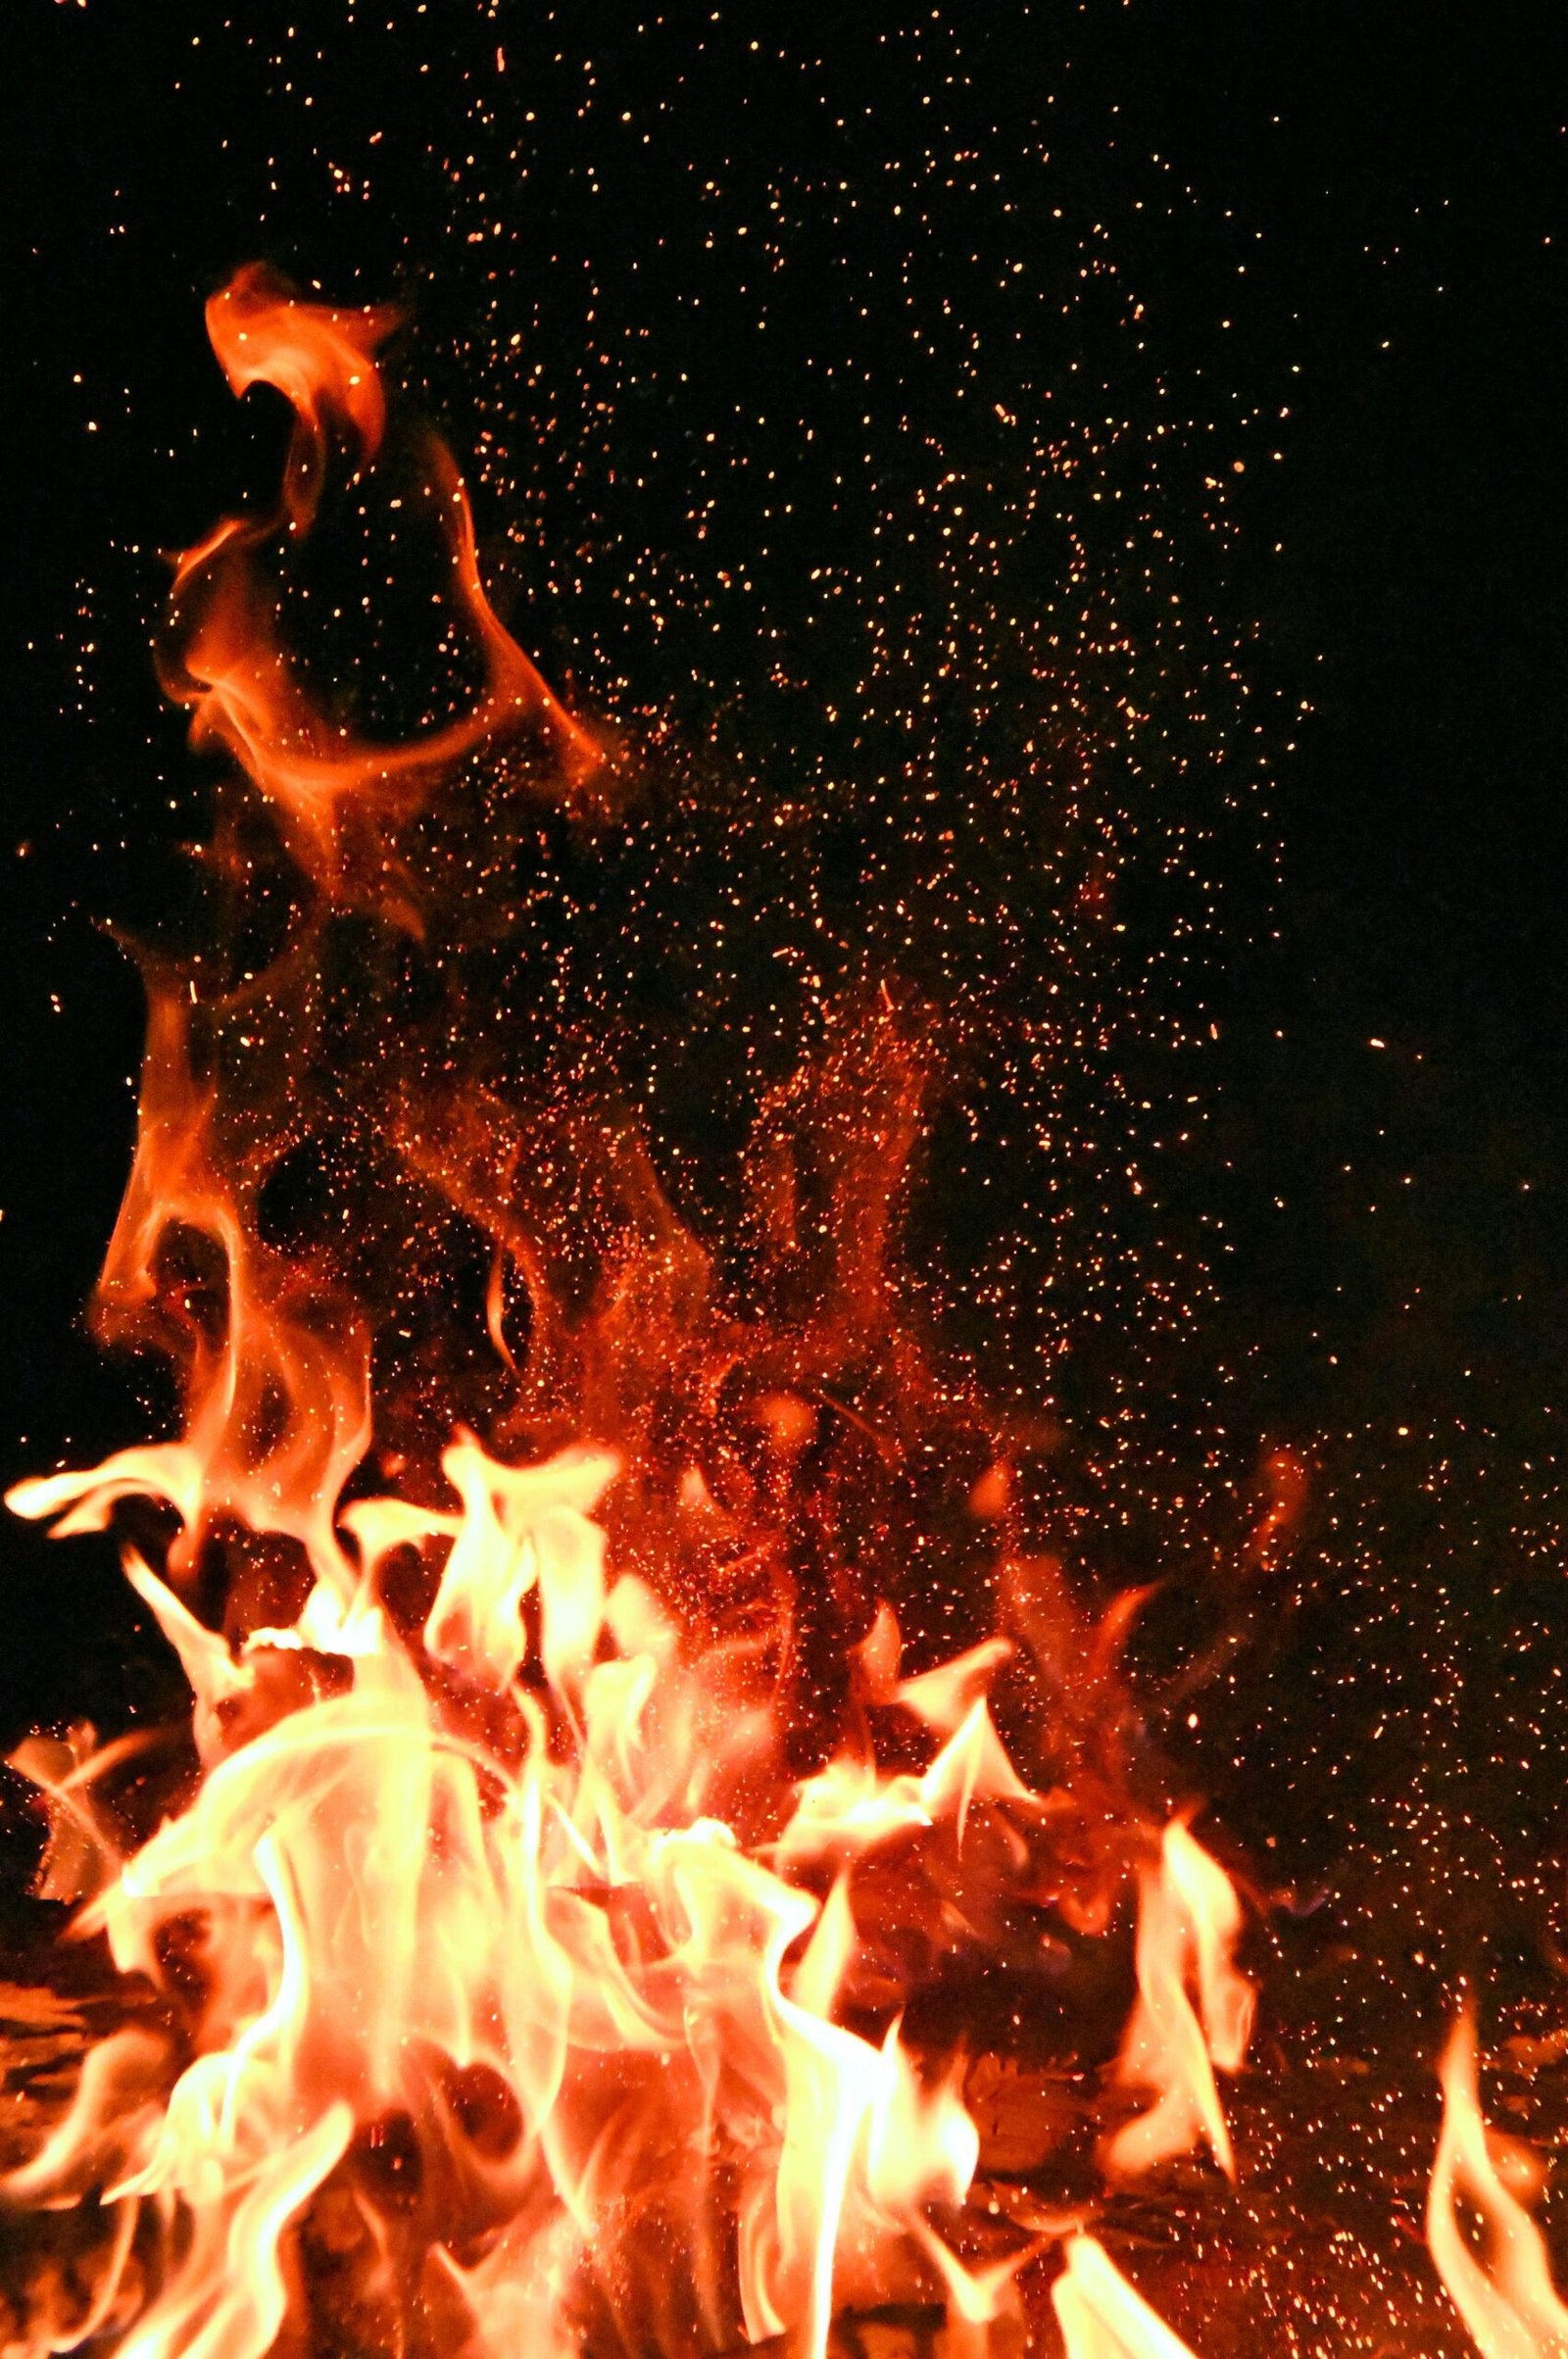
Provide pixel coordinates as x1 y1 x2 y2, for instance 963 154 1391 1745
1 270 1562 2359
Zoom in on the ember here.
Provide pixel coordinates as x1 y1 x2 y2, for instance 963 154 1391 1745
1 270 1563 2359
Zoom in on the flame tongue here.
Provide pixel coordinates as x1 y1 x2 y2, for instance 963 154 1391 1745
1102 1820 1254 2185
1428 2008 1568 2359
164 263 602 919
1053 2236 1204 2359
204 265 400 525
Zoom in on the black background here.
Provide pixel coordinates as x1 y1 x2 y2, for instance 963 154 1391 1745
1 0 1565 2013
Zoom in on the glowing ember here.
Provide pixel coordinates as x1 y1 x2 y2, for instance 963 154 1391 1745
2 268 1565 2359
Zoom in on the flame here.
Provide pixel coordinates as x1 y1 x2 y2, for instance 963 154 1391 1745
7 1431 1032 2358
163 264 603 919
7 983 371 1594
1053 2235 1203 2358
1102 1821 1254 2183
1427 2006 1568 2358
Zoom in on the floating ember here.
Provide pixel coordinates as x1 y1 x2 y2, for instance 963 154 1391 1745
1 272 1562 2359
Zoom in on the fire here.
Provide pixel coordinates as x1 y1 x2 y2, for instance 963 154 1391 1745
2 264 1559 2359
1428 2007 1568 2359
9 1436 1008 2359
163 264 603 921
7 1414 1145 2358
1053 2236 1203 2358
1102 1820 1253 2184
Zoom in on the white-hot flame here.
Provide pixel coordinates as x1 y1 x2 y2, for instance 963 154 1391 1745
6 1439 1033 2359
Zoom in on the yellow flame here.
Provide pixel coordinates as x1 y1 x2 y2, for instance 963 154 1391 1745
1102 1820 1253 2182
6 1437 1025 2357
1428 2005 1568 2358
1053 2234 1204 2358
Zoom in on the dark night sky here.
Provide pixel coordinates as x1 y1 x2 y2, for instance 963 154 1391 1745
2 0 1566 2004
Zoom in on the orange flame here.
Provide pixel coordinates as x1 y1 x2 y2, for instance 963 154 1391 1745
1102 1821 1254 2182
8 1435 1030 2357
7 980 371 1592
1427 2005 1568 2358
164 263 603 918
1053 2234 1204 2358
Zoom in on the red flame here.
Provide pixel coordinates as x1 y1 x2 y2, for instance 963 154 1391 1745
164 264 603 923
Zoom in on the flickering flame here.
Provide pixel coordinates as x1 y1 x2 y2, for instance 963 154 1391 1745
1102 1819 1254 2182
8 983 372 1592
1 275 1059 2358
1053 2235 1203 2358
164 263 603 919
10 1431 1031 2359
1427 2006 1568 2359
